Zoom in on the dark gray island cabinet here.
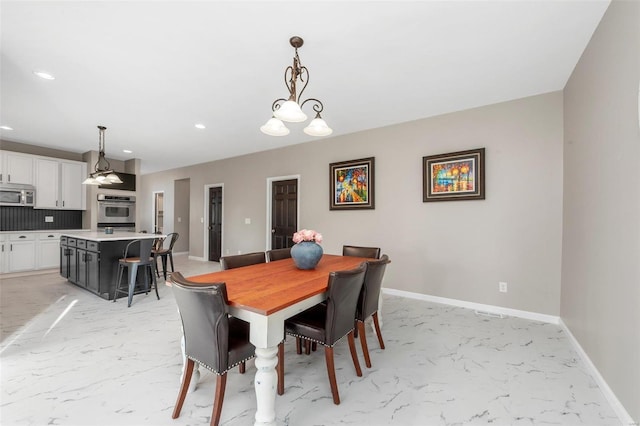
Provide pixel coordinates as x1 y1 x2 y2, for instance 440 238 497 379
60 232 162 300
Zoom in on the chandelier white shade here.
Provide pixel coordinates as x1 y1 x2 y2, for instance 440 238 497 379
261 36 332 137
273 100 307 123
303 115 333 137
260 117 290 136
82 126 123 185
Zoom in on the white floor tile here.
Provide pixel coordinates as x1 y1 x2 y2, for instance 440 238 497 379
0 255 621 425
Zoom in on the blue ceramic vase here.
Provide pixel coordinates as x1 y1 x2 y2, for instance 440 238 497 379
290 241 323 270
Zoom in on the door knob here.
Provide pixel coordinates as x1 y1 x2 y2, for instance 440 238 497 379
271 229 275 233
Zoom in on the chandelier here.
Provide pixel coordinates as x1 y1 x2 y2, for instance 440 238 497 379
82 126 123 185
260 36 333 137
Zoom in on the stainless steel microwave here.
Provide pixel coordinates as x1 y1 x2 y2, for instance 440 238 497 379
0 183 36 206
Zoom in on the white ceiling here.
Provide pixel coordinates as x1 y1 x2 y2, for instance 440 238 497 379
0 1 610 174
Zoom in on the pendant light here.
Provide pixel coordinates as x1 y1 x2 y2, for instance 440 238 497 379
82 126 123 185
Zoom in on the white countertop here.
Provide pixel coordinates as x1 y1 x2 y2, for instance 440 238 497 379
61 231 164 242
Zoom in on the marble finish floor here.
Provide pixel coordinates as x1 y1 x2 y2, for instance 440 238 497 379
1 255 620 425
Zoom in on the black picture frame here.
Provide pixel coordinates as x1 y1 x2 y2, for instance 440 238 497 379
423 148 485 202
329 157 375 210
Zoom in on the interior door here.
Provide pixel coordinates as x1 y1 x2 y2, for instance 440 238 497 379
271 179 297 249
208 186 222 261
153 192 164 233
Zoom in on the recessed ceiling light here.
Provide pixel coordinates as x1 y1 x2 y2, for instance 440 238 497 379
195 123 206 129
123 149 133 154
0 125 13 130
33 71 55 80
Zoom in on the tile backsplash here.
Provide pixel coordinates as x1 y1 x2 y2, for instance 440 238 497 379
0 206 82 231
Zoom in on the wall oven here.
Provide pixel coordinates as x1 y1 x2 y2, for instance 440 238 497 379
97 194 135 230
0 183 36 206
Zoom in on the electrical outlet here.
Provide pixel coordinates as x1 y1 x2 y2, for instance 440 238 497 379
44 216 54 223
499 282 508 293
245 218 251 224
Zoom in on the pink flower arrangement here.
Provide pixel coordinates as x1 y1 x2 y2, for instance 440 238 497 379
292 229 323 244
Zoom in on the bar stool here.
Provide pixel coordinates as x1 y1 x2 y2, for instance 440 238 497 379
152 232 179 280
114 238 159 307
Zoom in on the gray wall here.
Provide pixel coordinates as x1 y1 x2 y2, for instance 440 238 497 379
173 178 190 253
140 91 564 316
562 0 640 421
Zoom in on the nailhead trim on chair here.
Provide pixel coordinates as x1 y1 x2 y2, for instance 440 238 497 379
285 330 352 348
187 354 255 376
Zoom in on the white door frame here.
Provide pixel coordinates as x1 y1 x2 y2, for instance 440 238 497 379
203 183 224 262
265 175 300 251
151 190 164 233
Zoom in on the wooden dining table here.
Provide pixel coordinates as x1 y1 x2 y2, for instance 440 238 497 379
178 254 371 426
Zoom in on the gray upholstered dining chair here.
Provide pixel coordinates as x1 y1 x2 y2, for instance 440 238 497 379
219 251 266 270
342 245 381 259
356 254 390 368
170 272 255 426
266 247 292 262
298 245 382 356
277 263 367 404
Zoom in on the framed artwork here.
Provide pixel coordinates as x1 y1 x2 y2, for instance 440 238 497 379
423 148 485 202
330 157 375 210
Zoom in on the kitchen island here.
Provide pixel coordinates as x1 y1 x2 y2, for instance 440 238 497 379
60 231 164 300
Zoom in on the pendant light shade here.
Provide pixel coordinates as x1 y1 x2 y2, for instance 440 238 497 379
82 176 100 185
273 100 307 123
303 115 333 137
105 172 123 184
260 117 290 136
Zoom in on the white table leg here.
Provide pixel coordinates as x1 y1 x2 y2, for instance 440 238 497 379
229 292 323 426
253 346 278 426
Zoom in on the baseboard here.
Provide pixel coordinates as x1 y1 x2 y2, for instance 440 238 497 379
559 319 636 426
187 255 207 261
381 287 635 425
382 288 560 324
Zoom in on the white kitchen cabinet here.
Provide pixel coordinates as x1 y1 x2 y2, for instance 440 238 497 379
36 232 61 269
34 158 86 210
0 235 6 273
0 151 5 184
7 233 36 273
35 158 60 208
0 232 71 274
1 151 34 184
60 161 85 209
